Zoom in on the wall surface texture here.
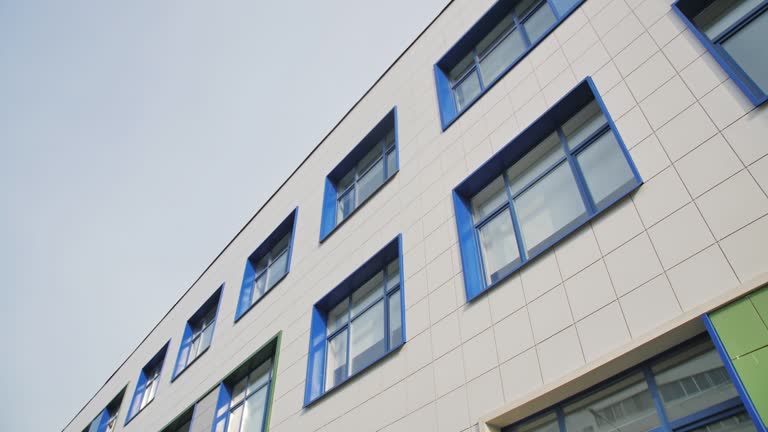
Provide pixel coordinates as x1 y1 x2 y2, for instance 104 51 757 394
64 0 768 431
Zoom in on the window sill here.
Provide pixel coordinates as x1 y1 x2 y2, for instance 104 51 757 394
234 273 289 323
319 170 399 243
303 341 405 408
466 183 642 302
170 346 211 383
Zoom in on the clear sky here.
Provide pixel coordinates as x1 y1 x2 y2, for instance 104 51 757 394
0 1 449 430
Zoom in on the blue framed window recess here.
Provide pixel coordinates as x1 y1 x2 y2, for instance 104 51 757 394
320 108 399 241
304 235 405 406
126 341 170 424
435 0 586 129
211 338 277 432
454 77 642 301
236 208 298 321
83 390 124 432
502 336 762 432
172 286 223 380
673 0 768 106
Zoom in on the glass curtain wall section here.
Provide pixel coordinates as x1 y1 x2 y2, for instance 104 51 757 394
504 339 755 432
225 359 273 432
447 0 581 111
324 259 402 390
469 101 637 284
336 130 397 223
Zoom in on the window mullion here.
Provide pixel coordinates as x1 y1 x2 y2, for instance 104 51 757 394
502 171 528 264
514 12 533 49
557 128 598 215
472 48 486 90
555 406 567 432
644 366 674 432
345 298 352 380
383 267 390 352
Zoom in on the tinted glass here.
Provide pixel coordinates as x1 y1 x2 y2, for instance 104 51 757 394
694 0 763 39
652 345 738 422
386 260 400 290
357 158 384 204
388 290 402 348
507 132 565 196
687 411 757 432
252 273 267 302
247 360 272 394
577 132 636 208
455 72 482 110
722 9 768 93
230 376 247 406
226 406 243 432
449 53 476 82
551 0 580 15
200 323 214 352
327 301 348 335
386 147 397 177
479 210 521 283
337 188 355 222
522 2 557 43
477 13 516 55
563 101 607 149
515 162 587 255
564 373 659 432
514 413 559 432
241 387 268 432
351 271 384 316
479 28 527 84
350 301 386 374
472 176 508 221
326 330 348 388
267 250 288 288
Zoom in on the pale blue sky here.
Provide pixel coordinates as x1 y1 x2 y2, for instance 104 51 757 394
0 1 448 430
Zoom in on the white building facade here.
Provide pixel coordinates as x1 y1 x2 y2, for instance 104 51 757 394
65 0 768 432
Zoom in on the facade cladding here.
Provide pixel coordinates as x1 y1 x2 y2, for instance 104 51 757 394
64 0 768 432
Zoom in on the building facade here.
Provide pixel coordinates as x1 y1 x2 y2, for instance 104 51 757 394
64 0 768 431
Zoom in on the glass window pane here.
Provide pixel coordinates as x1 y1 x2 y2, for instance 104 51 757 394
200 323 214 352
507 133 565 196
577 131 636 209
271 234 290 257
385 148 397 178
247 360 272 395
479 28 527 84
514 0 544 17
252 273 267 304
652 344 739 422
226 406 243 432
455 72 482 111
338 169 355 193
254 255 268 276
471 177 508 221
190 336 202 362
477 13 516 55
357 158 385 204
326 329 348 389
337 188 355 222
350 301 386 375
479 209 521 283
694 0 763 39
358 142 383 173
514 412 559 432
563 101 607 149
687 411 757 432
231 376 247 406
327 301 348 335
351 271 384 316
241 387 268 432
551 0 580 16
386 259 400 290
267 250 288 288
448 53 476 82
514 162 587 255
388 290 402 348
722 10 768 93
522 2 557 43
564 373 659 432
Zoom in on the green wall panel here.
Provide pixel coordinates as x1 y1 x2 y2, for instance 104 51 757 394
733 346 768 426
751 289 768 326
711 299 768 358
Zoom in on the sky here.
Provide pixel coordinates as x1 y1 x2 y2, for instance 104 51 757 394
0 0 449 430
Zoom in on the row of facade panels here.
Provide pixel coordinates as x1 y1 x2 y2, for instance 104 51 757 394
69 0 768 431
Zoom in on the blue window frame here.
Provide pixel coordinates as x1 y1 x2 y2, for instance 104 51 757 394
172 286 223 380
453 77 641 301
502 336 759 432
435 0 586 129
304 235 405 406
211 337 278 432
319 108 399 241
83 390 124 432
125 341 169 424
235 208 298 321
673 0 768 106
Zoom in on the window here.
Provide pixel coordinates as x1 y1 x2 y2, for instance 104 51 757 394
304 236 405 405
160 407 193 432
236 209 298 320
172 286 223 379
453 78 641 301
503 337 757 432
435 0 585 129
211 336 279 432
674 0 768 105
125 342 169 423
320 108 399 241
83 390 124 432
